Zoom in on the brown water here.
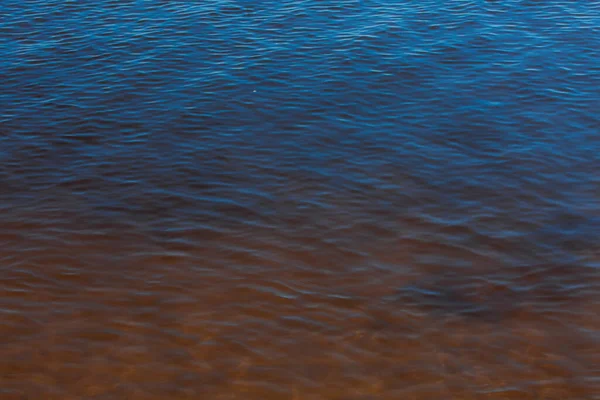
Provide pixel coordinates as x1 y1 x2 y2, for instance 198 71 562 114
2 0 600 398
1 187 599 399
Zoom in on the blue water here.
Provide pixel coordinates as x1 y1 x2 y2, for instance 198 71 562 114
1 1 599 399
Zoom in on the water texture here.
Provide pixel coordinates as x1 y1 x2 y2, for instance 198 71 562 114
1 0 599 399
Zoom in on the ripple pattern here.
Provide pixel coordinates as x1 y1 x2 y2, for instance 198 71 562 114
1 0 599 399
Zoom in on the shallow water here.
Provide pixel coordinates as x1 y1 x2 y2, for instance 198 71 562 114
1 0 599 399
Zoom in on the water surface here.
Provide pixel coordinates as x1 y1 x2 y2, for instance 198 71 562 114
1 0 599 399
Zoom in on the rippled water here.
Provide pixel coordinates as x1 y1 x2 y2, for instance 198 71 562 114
1 0 600 398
